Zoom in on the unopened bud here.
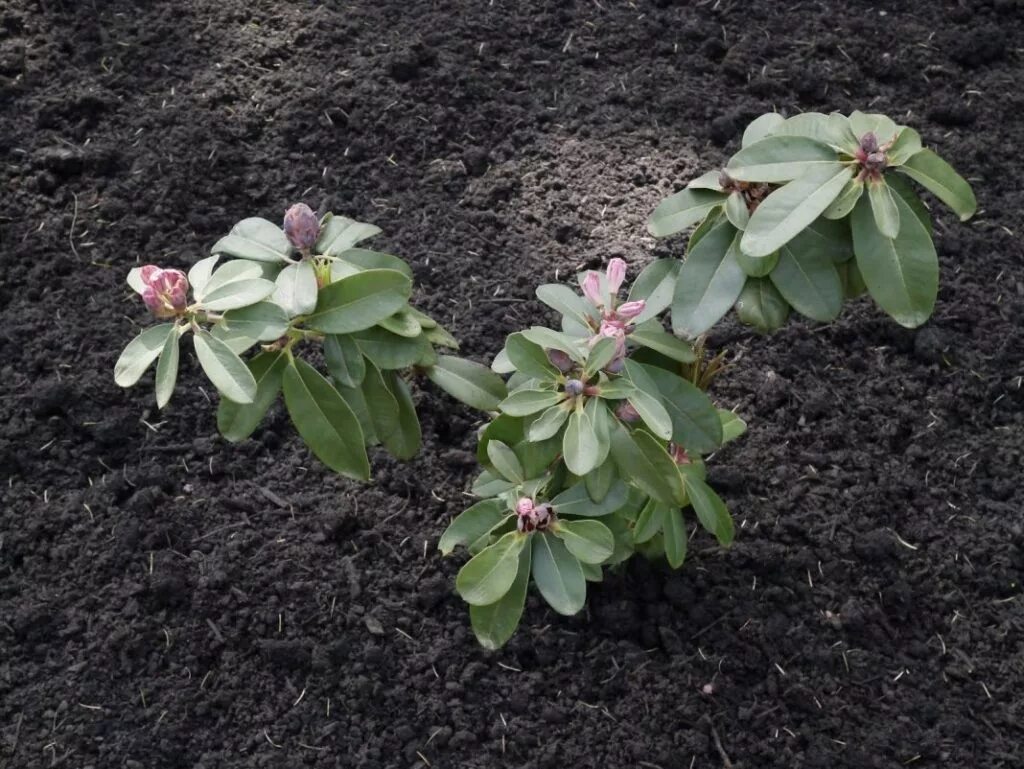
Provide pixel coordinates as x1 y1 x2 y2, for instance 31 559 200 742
606 258 627 294
865 151 887 171
669 443 691 465
283 203 320 251
547 348 574 373
564 379 585 397
615 300 646 320
860 131 879 154
615 401 641 423
515 497 534 516
140 266 188 318
581 271 603 307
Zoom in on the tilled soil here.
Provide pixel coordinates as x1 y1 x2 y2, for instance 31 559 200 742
1 1 1022 767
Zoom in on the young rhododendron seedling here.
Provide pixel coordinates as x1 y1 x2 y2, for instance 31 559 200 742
440 260 746 649
649 110 977 333
115 205 505 481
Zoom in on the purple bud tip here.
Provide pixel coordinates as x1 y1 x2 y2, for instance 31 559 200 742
283 203 320 251
547 349 574 373
860 132 879 154
140 265 188 318
615 300 646 321
615 401 641 423
564 379 585 397
515 497 534 516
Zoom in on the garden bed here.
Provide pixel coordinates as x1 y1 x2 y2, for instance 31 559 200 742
1 1 1022 767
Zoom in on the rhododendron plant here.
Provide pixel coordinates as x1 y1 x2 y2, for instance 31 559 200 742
114 205 504 479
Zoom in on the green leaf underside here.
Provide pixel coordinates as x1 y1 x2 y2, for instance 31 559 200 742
555 519 615 565
353 327 432 371
193 329 257 403
529 403 571 441
274 261 319 317
672 221 746 338
457 531 525 606
470 543 531 650
220 302 290 342
899 149 977 221
500 389 565 417
642 365 724 453
628 259 681 322
742 112 785 147
532 533 586 615
487 440 525 483
154 329 180 409
211 217 292 263
563 408 600 476
282 359 369 480
114 324 175 387
439 499 509 556
217 351 287 442
648 188 728 238
306 269 412 334
770 241 843 323
425 356 507 411
535 284 596 328
628 323 695 362
201 278 276 312
726 135 837 183
886 173 932 235
505 333 561 379
316 214 382 256
868 180 901 240
735 277 790 332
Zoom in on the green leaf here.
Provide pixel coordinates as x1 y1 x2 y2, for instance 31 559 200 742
380 370 421 459
216 351 287 443
688 209 724 252
499 389 564 417
377 309 421 338
584 336 618 377
425 355 507 411
505 332 560 379
470 543 531 650
726 135 837 183
626 388 673 441
687 170 727 191
353 326 431 370
717 409 747 443
200 278 276 313
520 327 586 362
439 499 510 556
823 178 864 221
887 127 922 166
584 457 616 502
633 499 666 544
770 239 843 323
209 323 256 355
683 471 734 546
838 258 868 299
114 324 175 387
554 519 614 565
899 149 976 221
220 302 290 342
672 220 746 338
734 248 778 278
531 532 586 615
868 179 901 239
629 322 695 363
324 334 366 388
211 218 293 263
663 507 688 568
735 277 790 332
535 284 596 328
627 258 680 322
609 423 686 507
187 255 220 295
769 112 857 150
360 361 402 452
315 213 381 256
527 403 570 442
563 407 600 476
305 269 412 334
848 111 898 144
642 365 724 453
741 164 854 257
472 469 515 498
332 248 413 279
887 173 932 235
193 329 257 404
585 397 613 468
724 191 750 230
457 531 526 606
487 440 524 483
282 358 369 480
550 480 628 517
154 327 180 409
197 259 268 302
580 562 604 583
742 112 785 147
648 188 728 238
851 193 938 328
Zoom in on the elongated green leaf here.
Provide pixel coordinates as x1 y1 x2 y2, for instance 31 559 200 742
360 361 401 449
626 388 673 441
735 277 790 332
535 284 596 328
742 112 785 147
771 239 843 322
724 191 750 230
734 248 778 278
629 322 695 362
499 389 564 417
352 327 431 371
851 193 938 328
795 216 854 264
717 409 747 443
683 471 734 546
838 258 868 299
823 178 864 221
487 440 524 483
672 221 746 338
114 324 175 387
201 278 276 313
210 323 257 355
554 519 614 565
425 355 506 411
193 329 256 403
220 302 290 342
520 327 586 362
633 499 666 544
282 358 369 480
585 397 613 468
687 170 727 190
887 127 922 166
726 135 837 183
663 507 688 568
550 480 628 517
627 258 680 322
848 111 898 144
216 351 287 442
305 269 411 333
154 328 180 409
642 365 724 452
457 531 526 606
197 259 267 301
188 255 219 295
584 457 615 502
381 370 421 459
741 164 854 257
688 209 723 252
609 423 685 506
648 188 728 238
470 543 531 650
563 407 600 476
769 112 857 151
270 261 316 317
377 309 421 338
528 403 571 441
899 149 976 221
584 337 618 378
505 333 560 379
323 334 366 388
211 217 293 263
868 179 901 239
315 213 381 256
580 561 604 582
332 248 413 279
531 533 586 615
439 499 510 556
887 173 932 235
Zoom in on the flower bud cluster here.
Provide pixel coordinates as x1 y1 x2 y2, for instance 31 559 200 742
139 266 189 318
283 203 321 252
580 258 646 374
515 497 554 533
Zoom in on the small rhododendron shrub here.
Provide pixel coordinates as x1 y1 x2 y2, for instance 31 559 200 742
648 111 977 333
114 206 505 480
439 260 745 649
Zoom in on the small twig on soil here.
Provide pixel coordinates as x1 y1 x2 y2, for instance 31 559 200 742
69 193 80 260
709 722 735 769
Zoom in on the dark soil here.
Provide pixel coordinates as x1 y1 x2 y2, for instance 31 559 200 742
2 1 1023 767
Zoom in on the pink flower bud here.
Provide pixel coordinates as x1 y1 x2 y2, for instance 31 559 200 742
532 503 553 529
283 203 320 251
615 300 646 320
139 266 189 318
581 271 603 307
547 349 574 373
615 401 641 423
606 258 627 294
860 131 879 154
515 497 534 516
